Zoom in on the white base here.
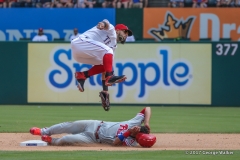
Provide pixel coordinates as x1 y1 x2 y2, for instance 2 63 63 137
20 140 47 146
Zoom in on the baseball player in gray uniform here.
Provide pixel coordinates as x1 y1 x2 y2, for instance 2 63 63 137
30 107 151 146
71 19 132 111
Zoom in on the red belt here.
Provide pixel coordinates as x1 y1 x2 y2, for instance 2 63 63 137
95 122 103 140
95 125 100 139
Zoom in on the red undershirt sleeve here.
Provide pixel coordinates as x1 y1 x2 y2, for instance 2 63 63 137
139 107 146 114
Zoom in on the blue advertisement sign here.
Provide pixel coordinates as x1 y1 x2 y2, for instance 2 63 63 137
0 9 115 41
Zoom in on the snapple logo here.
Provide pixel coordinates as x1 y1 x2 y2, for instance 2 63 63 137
46 48 192 98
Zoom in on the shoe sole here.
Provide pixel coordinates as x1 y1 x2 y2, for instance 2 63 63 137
106 76 127 86
99 93 110 111
77 82 84 92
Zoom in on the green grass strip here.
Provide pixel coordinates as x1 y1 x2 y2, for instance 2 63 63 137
0 150 239 160
0 105 240 133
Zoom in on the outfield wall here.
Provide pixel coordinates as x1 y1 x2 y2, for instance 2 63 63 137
0 42 239 106
1 8 240 42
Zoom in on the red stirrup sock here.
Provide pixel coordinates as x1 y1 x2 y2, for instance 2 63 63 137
103 54 113 72
88 65 105 77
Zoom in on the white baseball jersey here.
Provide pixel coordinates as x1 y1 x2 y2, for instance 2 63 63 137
71 20 117 65
32 35 48 42
82 21 117 51
41 110 145 146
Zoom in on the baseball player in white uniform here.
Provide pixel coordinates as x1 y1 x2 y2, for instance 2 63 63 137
71 19 132 93
71 19 133 111
30 107 151 146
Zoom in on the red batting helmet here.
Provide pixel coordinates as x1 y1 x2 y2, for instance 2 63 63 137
136 133 157 148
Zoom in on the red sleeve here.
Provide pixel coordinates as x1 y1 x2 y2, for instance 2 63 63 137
139 107 146 114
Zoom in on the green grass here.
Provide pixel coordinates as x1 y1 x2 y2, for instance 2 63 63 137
0 150 239 160
0 105 240 133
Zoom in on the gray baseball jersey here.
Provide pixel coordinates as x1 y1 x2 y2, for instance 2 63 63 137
41 110 145 146
98 112 145 146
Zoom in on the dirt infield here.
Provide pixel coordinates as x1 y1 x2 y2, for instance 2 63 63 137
0 133 240 151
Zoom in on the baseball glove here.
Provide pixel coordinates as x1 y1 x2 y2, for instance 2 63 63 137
99 91 110 111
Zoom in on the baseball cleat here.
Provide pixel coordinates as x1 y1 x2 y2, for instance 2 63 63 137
30 127 41 136
115 78 126 83
75 72 86 92
99 91 110 111
105 75 127 86
41 135 52 143
77 80 85 92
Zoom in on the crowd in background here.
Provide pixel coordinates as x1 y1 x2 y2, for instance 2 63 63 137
0 0 239 8
2 0 238 42
169 0 240 8
0 0 240 8
0 0 148 8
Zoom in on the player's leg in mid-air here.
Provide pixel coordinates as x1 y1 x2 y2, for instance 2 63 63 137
71 37 126 92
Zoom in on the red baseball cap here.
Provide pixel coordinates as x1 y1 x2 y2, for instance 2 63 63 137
115 24 133 36
38 28 43 32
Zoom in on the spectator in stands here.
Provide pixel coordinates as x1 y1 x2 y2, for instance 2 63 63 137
35 0 53 7
235 0 240 6
94 0 105 7
70 28 81 41
192 0 208 7
0 0 7 7
53 0 63 7
31 0 38 7
117 0 130 8
216 0 235 7
9 0 20 7
74 0 85 7
60 0 74 7
84 0 96 8
10 0 33 7
7 0 16 7
129 0 143 8
52 0 73 7
25 0 34 7
168 0 184 7
107 0 117 7
126 35 135 42
32 28 48 42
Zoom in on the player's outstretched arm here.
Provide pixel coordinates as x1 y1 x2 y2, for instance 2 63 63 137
143 107 151 133
112 136 122 146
